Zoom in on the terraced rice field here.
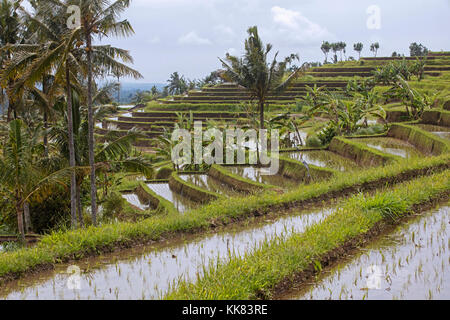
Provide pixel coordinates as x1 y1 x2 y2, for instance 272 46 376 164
1 205 334 300
282 205 449 300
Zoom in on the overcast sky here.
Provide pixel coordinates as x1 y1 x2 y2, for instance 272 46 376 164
99 0 450 83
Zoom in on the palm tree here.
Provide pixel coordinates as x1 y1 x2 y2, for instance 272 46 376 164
370 42 380 57
49 92 153 222
219 26 302 129
0 0 22 121
0 119 68 240
321 41 331 63
1 18 84 228
33 0 142 225
167 72 187 95
354 43 363 60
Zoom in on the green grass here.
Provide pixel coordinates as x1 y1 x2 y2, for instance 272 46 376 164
0 154 448 282
165 170 450 300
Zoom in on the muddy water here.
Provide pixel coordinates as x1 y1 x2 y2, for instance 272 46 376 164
179 174 241 197
356 137 423 158
287 150 357 172
0 206 334 300
283 205 450 300
414 124 450 140
121 193 150 211
146 183 198 213
226 166 299 189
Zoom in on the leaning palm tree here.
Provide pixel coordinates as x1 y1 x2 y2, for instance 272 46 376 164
219 26 303 129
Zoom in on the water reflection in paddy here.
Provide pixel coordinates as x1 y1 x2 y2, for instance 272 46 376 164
356 137 423 158
287 150 358 172
146 183 198 213
283 205 450 300
226 166 299 189
179 174 241 197
0 205 334 300
414 124 450 140
121 193 150 211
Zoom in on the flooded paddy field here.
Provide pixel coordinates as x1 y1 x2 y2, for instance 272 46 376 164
287 150 358 172
146 182 199 213
414 124 450 140
281 205 449 300
354 137 423 158
226 166 300 189
0 205 335 300
121 193 150 211
179 174 241 197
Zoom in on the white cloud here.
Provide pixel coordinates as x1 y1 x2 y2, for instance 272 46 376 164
178 31 212 45
148 36 161 44
214 25 236 44
214 25 235 37
270 6 333 44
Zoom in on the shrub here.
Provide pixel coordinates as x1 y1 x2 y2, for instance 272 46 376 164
306 135 323 147
102 192 126 220
318 125 337 146
29 189 71 234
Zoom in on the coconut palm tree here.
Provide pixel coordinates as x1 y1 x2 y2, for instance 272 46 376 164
11 0 142 226
1 21 84 228
167 72 188 95
0 119 70 240
0 0 22 121
219 26 303 129
49 91 153 222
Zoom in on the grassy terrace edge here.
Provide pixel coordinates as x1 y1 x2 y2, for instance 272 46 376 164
165 170 450 300
0 154 449 283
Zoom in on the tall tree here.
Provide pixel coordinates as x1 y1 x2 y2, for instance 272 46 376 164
38 0 141 225
353 43 363 60
409 42 428 57
331 43 339 63
219 26 302 129
321 41 331 63
370 42 380 57
0 0 22 121
0 10 83 229
166 72 187 95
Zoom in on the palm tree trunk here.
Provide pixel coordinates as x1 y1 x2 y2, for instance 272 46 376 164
259 99 265 130
43 76 49 157
23 201 32 234
43 112 48 157
76 182 84 228
16 199 25 242
86 32 98 226
66 64 78 229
